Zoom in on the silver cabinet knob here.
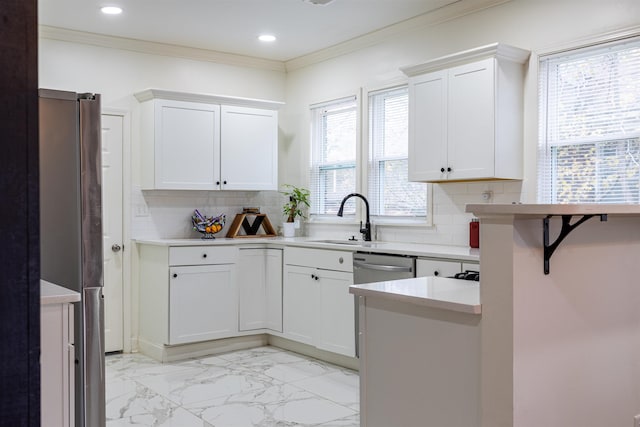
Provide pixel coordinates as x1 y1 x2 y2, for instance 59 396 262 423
111 243 122 252
339 257 344 264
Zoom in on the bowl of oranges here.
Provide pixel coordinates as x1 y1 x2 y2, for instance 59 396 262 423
191 210 226 239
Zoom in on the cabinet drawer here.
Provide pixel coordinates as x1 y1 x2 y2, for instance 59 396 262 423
169 246 238 266
416 258 462 278
462 262 480 272
285 247 352 273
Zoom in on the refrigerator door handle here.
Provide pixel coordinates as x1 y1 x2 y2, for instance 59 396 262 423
83 287 105 427
79 94 103 290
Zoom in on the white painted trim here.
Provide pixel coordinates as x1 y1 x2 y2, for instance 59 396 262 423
40 1 511 74
530 25 640 203
133 88 284 109
361 81 434 227
534 24 640 57
285 0 513 71
400 42 530 77
101 107 133 353
139 335 269 362
39 25 286 73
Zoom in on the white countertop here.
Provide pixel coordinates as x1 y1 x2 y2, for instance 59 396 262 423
41 280 81 305
135 237 480 261
466 203 640 218
350 276 481 314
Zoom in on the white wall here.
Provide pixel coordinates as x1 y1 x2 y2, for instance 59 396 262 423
39 39 288 352
280 0 640 246
39 37 288 239
477 212 640 427
39 0 640 246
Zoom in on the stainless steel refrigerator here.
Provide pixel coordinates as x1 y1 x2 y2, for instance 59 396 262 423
39 89 105 427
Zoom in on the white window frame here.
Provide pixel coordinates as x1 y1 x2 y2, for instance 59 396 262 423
363 84 431 225
308 84 432 226
309 95 360 220
537 30 640 204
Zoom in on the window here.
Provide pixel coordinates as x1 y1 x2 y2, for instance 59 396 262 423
368 86 426 217
538 37 640 203
309 97 357 216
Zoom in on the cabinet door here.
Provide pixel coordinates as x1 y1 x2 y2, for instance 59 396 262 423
283 265 317 346
238 249 267 331
265 249 283 332
408 70 448 182
316 269 355 357
41 303 73 427
416 258 462 278
155 100 220 190
462 262 480 273
238 248 283 332
447 58 495 180
168 264 237 345
220 105 278 191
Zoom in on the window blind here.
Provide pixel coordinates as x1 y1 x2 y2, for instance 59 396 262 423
368 86 426 217
538 36 640 203
309 96 357 216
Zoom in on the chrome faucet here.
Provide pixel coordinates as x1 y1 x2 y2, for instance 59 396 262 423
337 193 372 241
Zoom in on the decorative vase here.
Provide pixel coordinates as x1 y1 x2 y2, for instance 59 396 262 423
283 222 296 237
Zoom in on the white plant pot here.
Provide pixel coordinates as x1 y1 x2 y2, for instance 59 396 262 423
283 222 296 237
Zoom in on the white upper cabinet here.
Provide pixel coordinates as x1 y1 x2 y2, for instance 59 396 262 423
142 99 220 190
135 89 283 191
221 105 278 191
402 43 530 182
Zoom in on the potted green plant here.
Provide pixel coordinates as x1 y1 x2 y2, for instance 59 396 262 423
281 184 310 237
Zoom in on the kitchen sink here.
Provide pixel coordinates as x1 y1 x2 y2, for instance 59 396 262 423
309 239 371 246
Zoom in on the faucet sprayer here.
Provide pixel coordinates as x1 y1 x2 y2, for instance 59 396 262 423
337 193 372 241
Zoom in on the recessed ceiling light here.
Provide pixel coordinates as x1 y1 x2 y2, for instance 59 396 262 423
258 34 276 43
101 6 123 15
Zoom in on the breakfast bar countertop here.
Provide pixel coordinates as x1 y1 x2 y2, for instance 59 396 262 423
350 276 481 314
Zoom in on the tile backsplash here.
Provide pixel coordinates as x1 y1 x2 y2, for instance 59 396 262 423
131 180 524 245
131 187 286 239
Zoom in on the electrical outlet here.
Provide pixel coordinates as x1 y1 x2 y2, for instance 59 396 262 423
633 414 640 427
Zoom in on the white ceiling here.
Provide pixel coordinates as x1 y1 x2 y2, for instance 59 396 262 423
38 0 460 62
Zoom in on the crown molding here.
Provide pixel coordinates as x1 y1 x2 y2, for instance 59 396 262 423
535 24 640 57
284 0 512 72
40 0 513 74
400 42 530 76
39 25 286 73
133 88 284 109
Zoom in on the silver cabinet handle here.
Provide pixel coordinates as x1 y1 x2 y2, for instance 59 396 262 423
111 243 122 252
353 261 412 272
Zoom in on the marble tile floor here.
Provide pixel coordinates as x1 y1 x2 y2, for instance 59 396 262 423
106 345 360 427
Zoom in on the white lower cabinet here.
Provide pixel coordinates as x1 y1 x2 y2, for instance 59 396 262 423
169 264 237 345
137 242 476 362
238 248 283 332
41 301 74 427
416 258 480 278
315 269 355 356
138 244 239 354
416 258 463 278
283 248 355 357
283 265 317 346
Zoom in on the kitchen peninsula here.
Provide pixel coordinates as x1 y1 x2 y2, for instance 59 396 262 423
352 204 640 427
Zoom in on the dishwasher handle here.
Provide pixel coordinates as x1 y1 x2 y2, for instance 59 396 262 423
354 260 413 273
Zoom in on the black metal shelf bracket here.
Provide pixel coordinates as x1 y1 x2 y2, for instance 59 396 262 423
543 214 607 275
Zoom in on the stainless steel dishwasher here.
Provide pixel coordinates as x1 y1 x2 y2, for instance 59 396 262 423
353 252 416 356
